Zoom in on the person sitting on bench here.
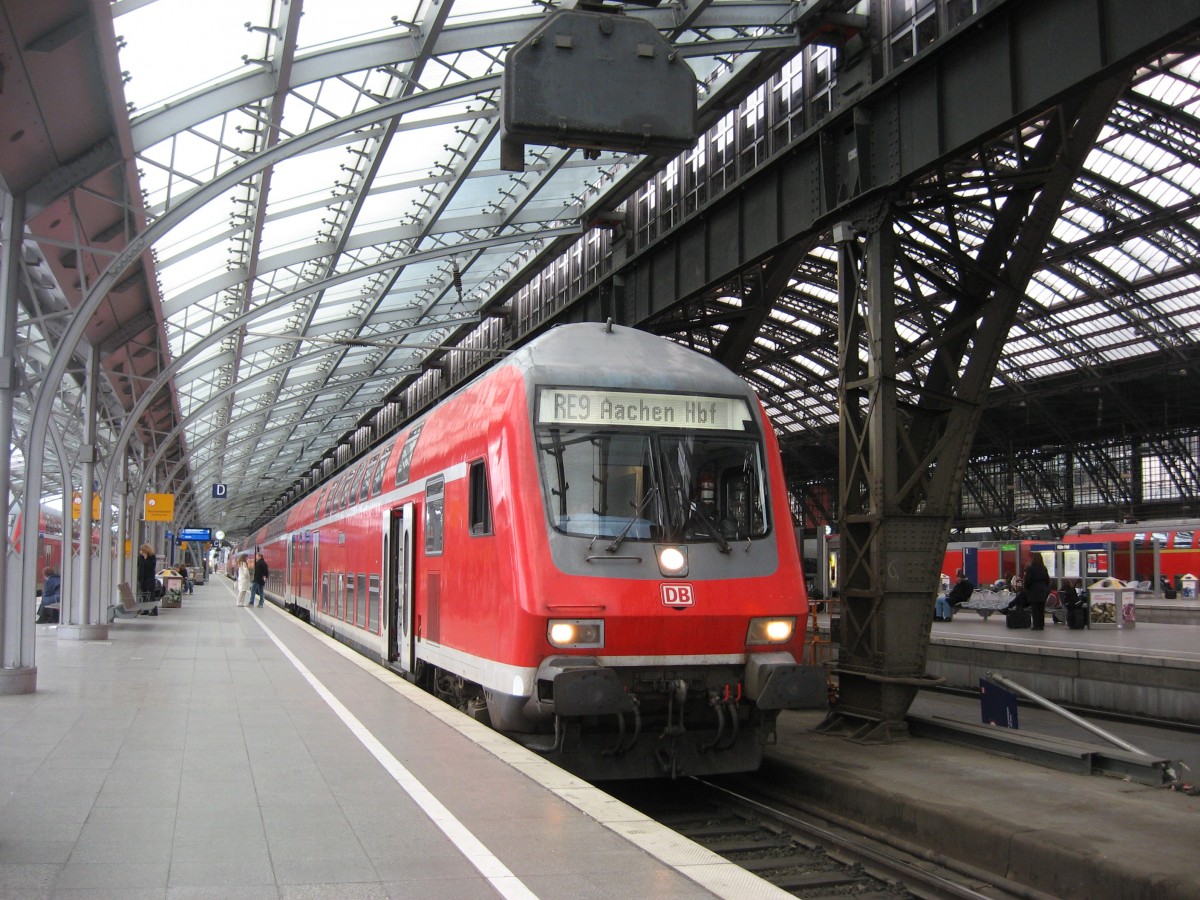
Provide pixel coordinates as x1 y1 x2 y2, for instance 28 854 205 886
935 570 973 621
37 567 61 623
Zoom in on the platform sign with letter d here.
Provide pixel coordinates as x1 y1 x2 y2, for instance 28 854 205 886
212 483 227 499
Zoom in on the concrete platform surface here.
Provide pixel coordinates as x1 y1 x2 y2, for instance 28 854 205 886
761 709 1200 899
0 580 790 900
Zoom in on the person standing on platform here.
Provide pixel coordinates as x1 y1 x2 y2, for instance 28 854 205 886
250 551 268 607
235 555 252 607
180 563 193 594
1023 554 1051 630
137 543 157 604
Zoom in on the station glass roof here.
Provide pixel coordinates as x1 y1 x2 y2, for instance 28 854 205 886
5 1 1198 538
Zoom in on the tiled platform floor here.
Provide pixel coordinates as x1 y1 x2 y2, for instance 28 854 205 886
0 580 785 899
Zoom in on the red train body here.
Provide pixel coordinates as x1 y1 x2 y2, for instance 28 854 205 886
241 323 823 779
10 506 67 589
943 521 1200 592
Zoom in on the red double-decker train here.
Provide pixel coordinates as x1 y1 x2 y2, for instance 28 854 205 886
239 322 822 779
9 505 67 590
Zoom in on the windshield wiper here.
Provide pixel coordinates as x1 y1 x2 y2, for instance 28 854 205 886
607 487 658 553
690 501 732 553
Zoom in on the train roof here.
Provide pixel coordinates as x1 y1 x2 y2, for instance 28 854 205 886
1064 519 1200 537
509 323 753 397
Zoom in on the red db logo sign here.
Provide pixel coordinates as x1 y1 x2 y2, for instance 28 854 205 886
661 583 695 609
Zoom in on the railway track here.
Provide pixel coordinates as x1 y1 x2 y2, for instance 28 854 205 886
606 776 1035 900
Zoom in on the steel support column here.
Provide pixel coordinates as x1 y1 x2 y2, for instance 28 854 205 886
60 346 108 641
817 73 1130 739
821 216 946 741
0 191 35 693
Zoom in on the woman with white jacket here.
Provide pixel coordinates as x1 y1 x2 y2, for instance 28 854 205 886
235 556 252 607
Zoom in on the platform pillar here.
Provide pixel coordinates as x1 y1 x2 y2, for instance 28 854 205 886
0 666 36 695
1 191 37 694
58 624 109 642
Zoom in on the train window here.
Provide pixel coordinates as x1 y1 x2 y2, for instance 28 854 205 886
395 424 423 485
343 464 362 510
328 476 344 516
535 427 771 544
333 473 347 513
468 460 492 536
425 476 445 555
321 574 330 613
354 461 368 502
357 573 368 627
335 573 345 618
345 574 355 621
1174 531 1193 549
371 448 387 495
356 459 375 503
368 575 381 633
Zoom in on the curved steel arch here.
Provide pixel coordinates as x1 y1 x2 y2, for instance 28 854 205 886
22 76 506 610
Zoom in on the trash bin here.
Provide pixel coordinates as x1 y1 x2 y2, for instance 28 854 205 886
1182 574 1198 600
1087 578 1134 628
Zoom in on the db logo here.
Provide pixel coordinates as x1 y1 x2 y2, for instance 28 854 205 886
660 583 695 609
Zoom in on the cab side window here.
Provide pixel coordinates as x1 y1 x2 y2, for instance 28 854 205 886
468 460 492 536
425 477 444 555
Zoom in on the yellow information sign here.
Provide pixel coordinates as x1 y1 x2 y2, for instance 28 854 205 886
144 492 175 522
71 492 101 520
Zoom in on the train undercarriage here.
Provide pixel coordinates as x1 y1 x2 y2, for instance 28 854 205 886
417 656 823 780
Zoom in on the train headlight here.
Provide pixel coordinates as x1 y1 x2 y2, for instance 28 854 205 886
746 616 796 645
656 544 688 577
547 619 604 649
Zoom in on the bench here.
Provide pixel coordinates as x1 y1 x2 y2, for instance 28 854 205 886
111 582 159 619
957 588 1013 620
35 595 60 623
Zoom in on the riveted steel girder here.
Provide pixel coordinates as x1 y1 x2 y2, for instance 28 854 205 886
571 0 1200 324
818 74 1129 740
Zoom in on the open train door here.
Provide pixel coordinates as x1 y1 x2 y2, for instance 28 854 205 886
384 504 416 675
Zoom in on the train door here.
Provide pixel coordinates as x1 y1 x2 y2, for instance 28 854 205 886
286 536 295 604
383 504 415 673
961 545 979 585
308 532 319 606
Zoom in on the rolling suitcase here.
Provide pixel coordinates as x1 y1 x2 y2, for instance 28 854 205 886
1067 605 1088 630
1005 608 1032 629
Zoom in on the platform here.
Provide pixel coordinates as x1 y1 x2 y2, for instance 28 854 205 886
810 601 1200 725
925 609 1200 725
0 580 788 899
755 707 1200 899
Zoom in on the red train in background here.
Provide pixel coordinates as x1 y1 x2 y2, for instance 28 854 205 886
809 519 1200 601
9 505 67 589
941 520 1200 594
239 323 824 779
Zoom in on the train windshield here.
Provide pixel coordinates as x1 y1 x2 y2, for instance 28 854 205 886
535 427 771 544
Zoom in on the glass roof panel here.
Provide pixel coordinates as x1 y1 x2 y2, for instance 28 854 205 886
114 0 273 114
293 0 411 53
